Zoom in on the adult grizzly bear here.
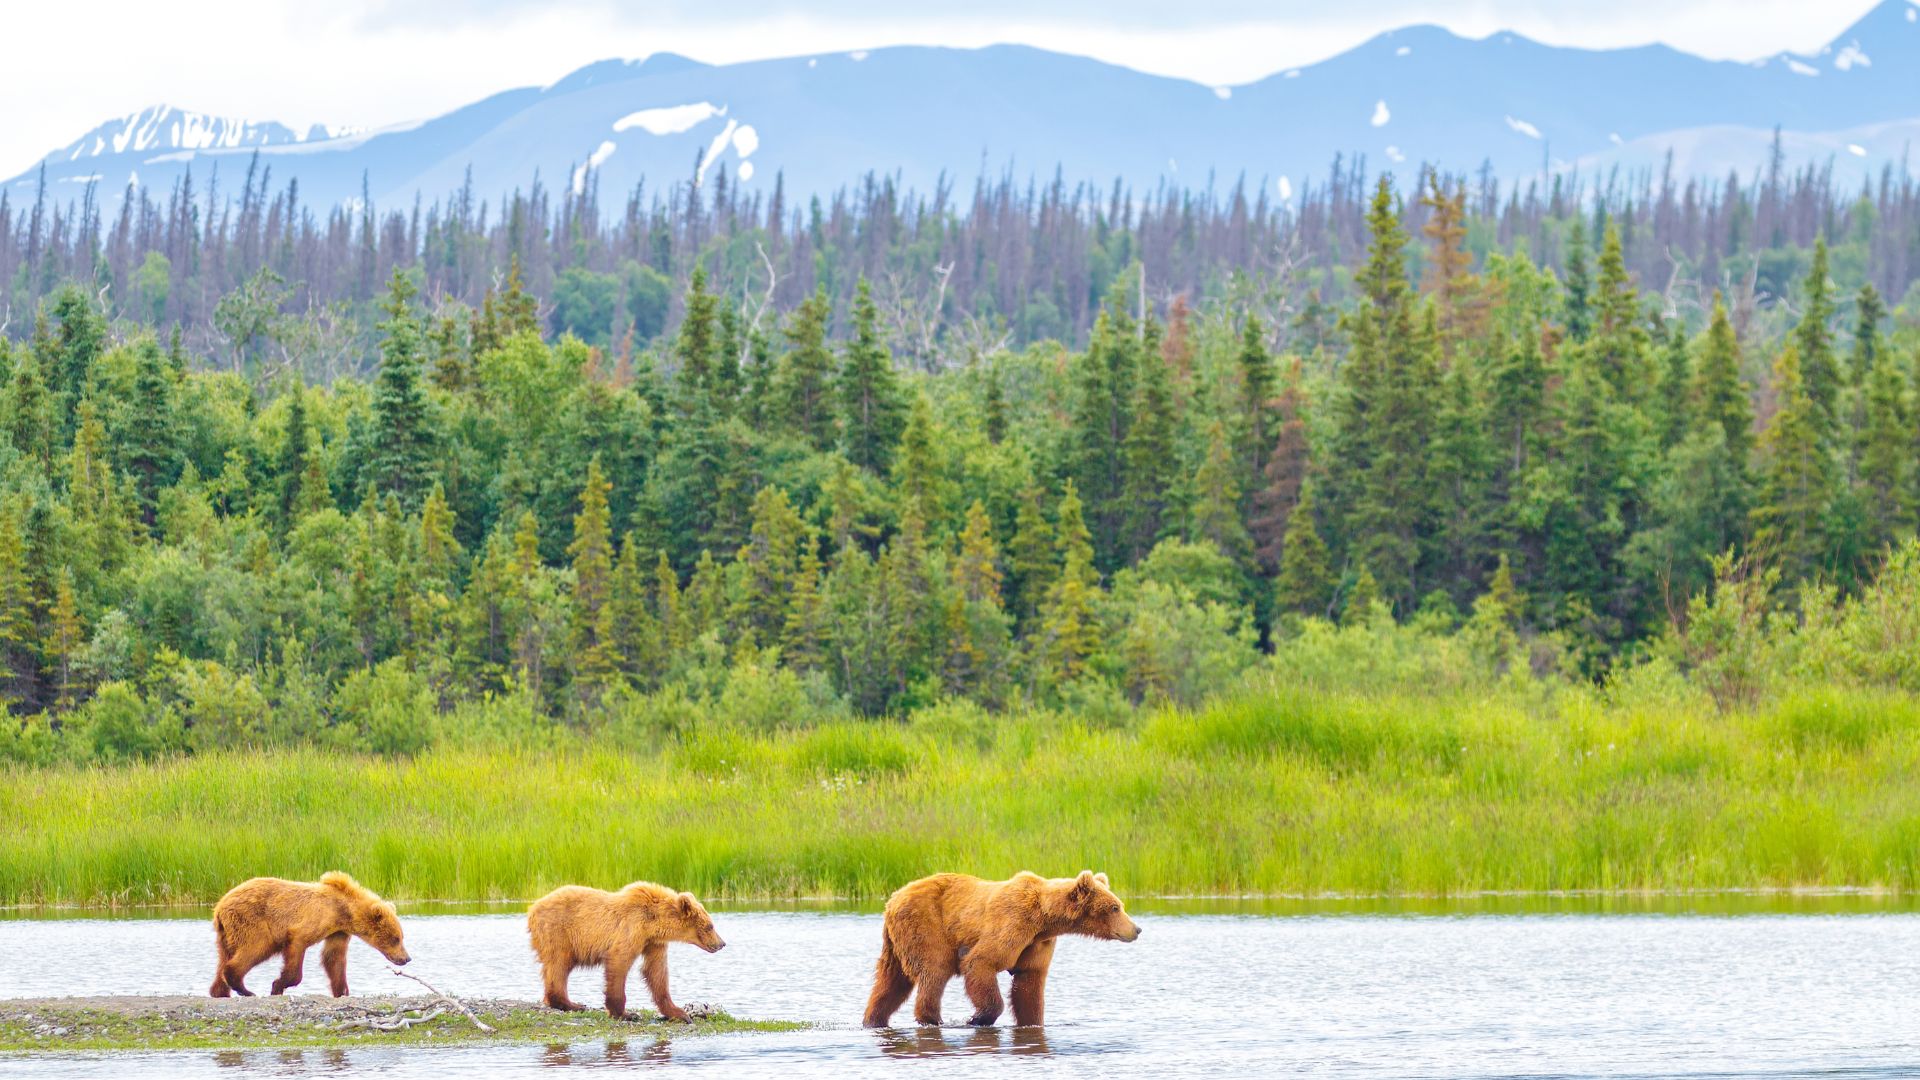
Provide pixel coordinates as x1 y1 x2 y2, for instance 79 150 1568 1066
526 881 727 1021
208 872 410 997
862 870 1139 1028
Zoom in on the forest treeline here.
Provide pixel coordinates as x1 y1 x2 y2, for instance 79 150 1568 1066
0 156 1917 762
3 146 1918 373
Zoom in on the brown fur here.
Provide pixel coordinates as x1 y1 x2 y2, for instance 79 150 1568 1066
862 869 1140 1028
526 881 726 1021
208 872 409 998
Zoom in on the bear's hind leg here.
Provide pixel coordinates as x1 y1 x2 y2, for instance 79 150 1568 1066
541 955 582 1012
862 929 913 1027
321 933 351 996
209 931 233 997
222 939 277 998
270 940 307 995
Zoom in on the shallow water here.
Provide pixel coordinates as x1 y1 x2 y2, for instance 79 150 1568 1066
5 909 1920 1077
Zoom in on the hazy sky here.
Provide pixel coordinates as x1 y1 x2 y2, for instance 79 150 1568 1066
0 0 1889 178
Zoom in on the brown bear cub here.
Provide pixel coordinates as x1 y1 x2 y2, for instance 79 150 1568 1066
526 881 727 1021
863 870 1139 1028
208 872 410 998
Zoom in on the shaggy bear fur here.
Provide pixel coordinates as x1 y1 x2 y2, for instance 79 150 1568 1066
526 881 727 1020
208 872 410 998
863 870 1140 1028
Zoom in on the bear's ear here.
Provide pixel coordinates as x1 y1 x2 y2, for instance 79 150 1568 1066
1070 870 1096 901
678 892 697 917
1094 872 1109 888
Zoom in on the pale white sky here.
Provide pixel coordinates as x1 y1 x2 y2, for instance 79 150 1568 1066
0 0 1887 178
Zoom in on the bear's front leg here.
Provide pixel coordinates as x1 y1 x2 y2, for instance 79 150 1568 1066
962 954 1004 1026
1009 938 1055 1026
604 950 638 1020
642 942 690 1022
321 933 351 996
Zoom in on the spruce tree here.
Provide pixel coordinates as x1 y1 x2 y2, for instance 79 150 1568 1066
367 269 437 510
1120 321 1177 562
1857 344 1911 548
674 265 720 417
1693 293 1752 469
1849 283 1886 387
276 381 310 528
1189 421 1254 566
1037 482 1100 683
838 279 906 474
1750 343 1832 586
1235 316 1277 485
124 338 179 526
567 458 617 698
779 287 837 450
1793 237 1840 440
1273 480 1333 619
1561 219 1592 344
1006 482 1056 622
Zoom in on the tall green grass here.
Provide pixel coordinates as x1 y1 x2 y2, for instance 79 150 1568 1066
7 677 1920 906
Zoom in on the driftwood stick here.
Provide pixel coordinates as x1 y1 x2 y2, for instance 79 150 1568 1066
388 967 497 1034
336 1006 447 1032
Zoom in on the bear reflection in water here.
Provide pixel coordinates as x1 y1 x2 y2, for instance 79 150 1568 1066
876 1025 1053 1058
540 1038 674 1067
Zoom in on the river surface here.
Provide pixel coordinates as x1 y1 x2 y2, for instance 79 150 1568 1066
3 902 1920 1078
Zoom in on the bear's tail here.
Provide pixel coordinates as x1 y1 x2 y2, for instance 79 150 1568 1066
208 913 232 997
862 925 913 1027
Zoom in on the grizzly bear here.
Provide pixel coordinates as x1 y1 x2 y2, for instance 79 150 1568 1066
208 872 410 998
862 869 1140 1028
526 881 727 1021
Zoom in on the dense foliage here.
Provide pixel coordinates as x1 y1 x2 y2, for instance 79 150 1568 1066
0 165 1917 763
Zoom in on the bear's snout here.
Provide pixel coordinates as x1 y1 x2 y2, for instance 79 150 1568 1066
388 949 412 965
702 937 727 954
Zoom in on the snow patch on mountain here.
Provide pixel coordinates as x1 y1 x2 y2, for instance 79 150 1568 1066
613 103 725 136
1834 42 1872 69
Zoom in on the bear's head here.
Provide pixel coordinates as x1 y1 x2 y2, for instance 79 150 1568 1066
669 891 727 953
323 871 411 965
1055 870 1139 942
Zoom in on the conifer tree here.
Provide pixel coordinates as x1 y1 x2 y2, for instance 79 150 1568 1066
1420 174 1483 352
3 347 55 467
893 393 942 525
982 364 1009 446
1849 283 1886 387
1654 321 1692 449
0 507 34 706
1793 238 1839 439
735 485 807 642
1273 480 1333 618
276 380 311 528
567 458 617 698
839 279 906 474
1120 319 1177 562
1693 293 1752 469
782 535 827 672
45 567 83 712
1342 564 1383 626
1561 219 1593 343
1065 308 1138 568
367 269 437 509
1857 343 1911 548
124 338 179 525
1037 482 1100 683
1234 316 1277 485
779 288 838 450
1250 358 1309 574
1750 344 1832 586
1006 482 1056 621
954 500 1003 605
1189 421 1254 565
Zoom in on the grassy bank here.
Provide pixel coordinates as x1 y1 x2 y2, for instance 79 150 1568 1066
0 996 801 1052
6 673 1920 905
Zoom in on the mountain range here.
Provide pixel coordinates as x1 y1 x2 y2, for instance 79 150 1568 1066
9 0 1920 212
